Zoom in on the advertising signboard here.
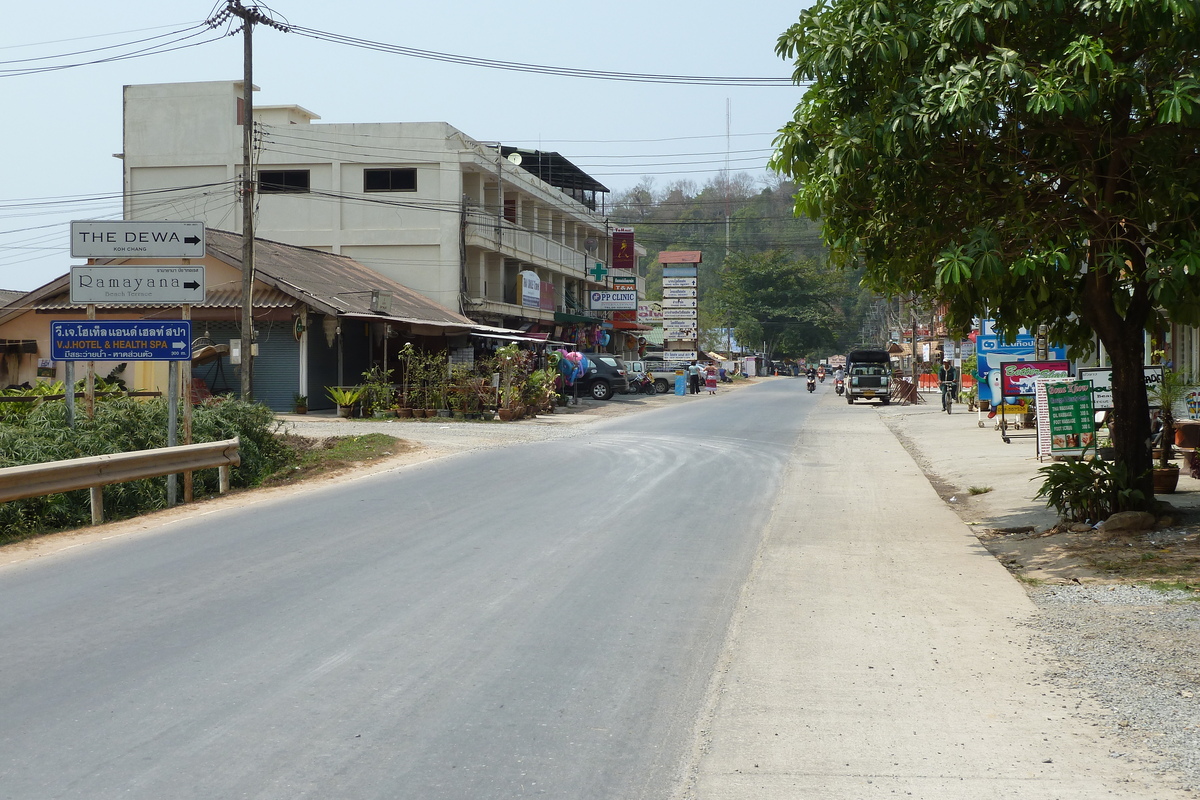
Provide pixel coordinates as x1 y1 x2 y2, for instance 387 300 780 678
519 271 541 308
1077 366 1164 411
51 320 192 361
588 290 638 310
1042 379 1096 455
637 301 663 323
612 227 636 271
976 326 1067 404
999 360 1071 397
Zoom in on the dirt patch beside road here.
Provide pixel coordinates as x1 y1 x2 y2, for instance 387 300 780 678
880 402 1200 587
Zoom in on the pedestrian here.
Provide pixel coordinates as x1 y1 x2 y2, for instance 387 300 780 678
687 360 701 394
705 364 718 394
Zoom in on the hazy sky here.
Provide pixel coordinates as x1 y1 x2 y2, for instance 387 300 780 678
1 0 809 291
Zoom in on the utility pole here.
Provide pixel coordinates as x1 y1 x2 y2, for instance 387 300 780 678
215 1 288 400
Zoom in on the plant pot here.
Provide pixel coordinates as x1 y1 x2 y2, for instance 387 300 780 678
1153 466 1180 494
978 400 990 411
397 407 414 418
436 409 452 418
293 406 307 415
336 405 352 418
424 409 437 418
498 409 514 421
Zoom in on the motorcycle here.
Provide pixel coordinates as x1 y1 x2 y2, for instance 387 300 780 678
835 378 845 396
806 376 816 393
818 370 826 383
629 372 656 394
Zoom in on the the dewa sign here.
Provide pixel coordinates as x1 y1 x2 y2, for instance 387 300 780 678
589 290 637 310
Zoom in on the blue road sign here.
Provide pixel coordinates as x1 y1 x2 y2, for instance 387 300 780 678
51 320 192 361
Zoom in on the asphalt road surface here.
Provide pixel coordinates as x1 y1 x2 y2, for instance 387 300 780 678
0 380 808 799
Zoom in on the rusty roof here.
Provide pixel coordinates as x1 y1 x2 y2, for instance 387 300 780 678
0 229 474 330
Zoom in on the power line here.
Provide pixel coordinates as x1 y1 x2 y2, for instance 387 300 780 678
0 29 225 78
286 25 795 87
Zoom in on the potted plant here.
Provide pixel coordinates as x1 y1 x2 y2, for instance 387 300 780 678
326 386 364 418
293 393 308 414
1149 367 1191 493
360 365 395 417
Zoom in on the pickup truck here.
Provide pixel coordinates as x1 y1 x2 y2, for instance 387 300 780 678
845 349 892 405
625 360 687 394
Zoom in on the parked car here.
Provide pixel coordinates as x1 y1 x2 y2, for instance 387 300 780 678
576 353 629 400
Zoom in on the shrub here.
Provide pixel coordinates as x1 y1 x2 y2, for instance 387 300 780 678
0 397 295 541
1033 457 1145 522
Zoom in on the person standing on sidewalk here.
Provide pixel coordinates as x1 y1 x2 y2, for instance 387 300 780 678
705 364 718 394
687 361 701 394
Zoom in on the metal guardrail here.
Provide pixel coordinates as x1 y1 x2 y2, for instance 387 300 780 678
0 437 241 525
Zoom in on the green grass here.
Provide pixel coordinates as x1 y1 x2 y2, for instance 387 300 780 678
266 433 406 484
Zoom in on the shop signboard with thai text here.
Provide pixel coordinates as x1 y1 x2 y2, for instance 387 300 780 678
51 320 192 361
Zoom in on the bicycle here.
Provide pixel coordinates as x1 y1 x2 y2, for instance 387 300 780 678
940 381 956 414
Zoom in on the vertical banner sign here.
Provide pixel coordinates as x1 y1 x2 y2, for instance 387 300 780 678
1044 379 1096 456
519 270 541 308
612 227 636 272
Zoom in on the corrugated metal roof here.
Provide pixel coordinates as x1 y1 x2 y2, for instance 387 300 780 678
5 229 474 331
31 285 296 311
203 229 473 327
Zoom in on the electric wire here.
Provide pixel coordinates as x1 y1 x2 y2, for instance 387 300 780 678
0 27 226 78
286 25 794 87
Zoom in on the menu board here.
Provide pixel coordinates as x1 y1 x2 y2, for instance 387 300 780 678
1042 379 1096 456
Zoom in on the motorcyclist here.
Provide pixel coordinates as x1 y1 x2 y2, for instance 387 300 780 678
834 366 845 382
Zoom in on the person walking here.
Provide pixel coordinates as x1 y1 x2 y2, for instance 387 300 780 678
705 364 718 394
687 360 701 394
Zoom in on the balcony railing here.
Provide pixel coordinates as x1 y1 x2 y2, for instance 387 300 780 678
464 211 592 277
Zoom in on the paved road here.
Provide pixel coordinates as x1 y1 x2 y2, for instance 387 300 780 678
0 380 808 799
2 379 1189 799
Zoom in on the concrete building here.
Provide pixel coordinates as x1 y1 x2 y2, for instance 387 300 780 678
120 81 641 335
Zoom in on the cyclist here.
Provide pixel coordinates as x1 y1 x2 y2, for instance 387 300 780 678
938 359 959 413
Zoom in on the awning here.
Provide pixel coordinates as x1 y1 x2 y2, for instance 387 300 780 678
554 311 602 324
340 311 473 331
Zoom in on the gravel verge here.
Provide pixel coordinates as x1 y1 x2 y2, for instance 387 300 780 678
1028 584 1200 794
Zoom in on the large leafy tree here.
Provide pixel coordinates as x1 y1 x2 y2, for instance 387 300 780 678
712 250 847 359
772 0 1200 503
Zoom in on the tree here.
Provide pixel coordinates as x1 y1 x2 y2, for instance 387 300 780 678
772 0 1200 504
711 251 846 359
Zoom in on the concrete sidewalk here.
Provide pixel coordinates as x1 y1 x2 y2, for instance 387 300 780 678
682 391 1190 799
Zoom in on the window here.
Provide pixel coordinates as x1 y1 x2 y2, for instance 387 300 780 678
258 170 310 193
364 168 417 192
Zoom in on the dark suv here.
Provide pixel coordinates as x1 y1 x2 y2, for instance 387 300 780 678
576 352 629 400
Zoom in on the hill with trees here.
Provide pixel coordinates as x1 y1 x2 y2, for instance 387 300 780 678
610 174 872 359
